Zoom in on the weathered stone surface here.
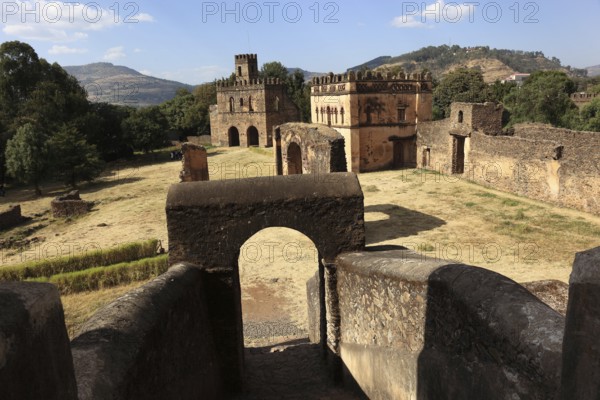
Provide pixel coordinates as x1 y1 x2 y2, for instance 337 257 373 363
179 142 209 182
335 250 564 400
51 190 91 218
306 270 321 344
210 54 300 148
166 172 365 390
561 246 600 400
0 205 23 230
275 123 347 175
418 102 600 215
71 264 223 400
522 279 569 316
0 282 77 400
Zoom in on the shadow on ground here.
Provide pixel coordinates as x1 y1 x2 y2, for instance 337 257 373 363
365 204 446 244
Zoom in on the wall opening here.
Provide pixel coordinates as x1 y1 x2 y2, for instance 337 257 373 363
275 128 283 175
287 142 303 175
228 127 240 147
249 96 253 112
247 126 259 147
458 110 464 123
229 97 235 113
392 137 417 169
237 227 322 349
274 97 280 112
422 148 431 168
238 66 242 77
452 135 465 174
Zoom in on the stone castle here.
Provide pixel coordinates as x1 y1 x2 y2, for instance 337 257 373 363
210 54 300 148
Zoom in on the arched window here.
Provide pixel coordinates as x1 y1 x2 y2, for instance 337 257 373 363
340 107 345 124
326 106 331 127
274 96 280 112
315 107 319 122
239 98 244 107
229 97 235 113
238 66 242 77
249 96 253 112
334 108 338 124
458 111 464 123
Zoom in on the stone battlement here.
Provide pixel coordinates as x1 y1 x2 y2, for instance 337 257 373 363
235 53 257 60
216 77 283 89
311 70 432 85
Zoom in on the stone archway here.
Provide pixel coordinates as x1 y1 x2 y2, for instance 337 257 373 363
228 127 240 147
287 142 303 175
247 126 259 147
166 173 365 391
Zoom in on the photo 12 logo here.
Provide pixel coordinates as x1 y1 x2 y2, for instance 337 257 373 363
400 1 540 24
1 2 144 24
201 2 340 24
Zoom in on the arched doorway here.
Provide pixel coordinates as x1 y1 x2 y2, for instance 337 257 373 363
247 126 259 147
238 227 320 348
228 126 240 147
287 142 302 175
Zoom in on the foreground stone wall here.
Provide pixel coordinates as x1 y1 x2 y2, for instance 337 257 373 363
179 142 209 182
0 205 23 230
71 264 223 400
335 250 564 400
418 103 600 215
0 282 77 400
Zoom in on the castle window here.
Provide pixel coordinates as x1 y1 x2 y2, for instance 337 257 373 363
274 97 280 112
340 107 345 124
334 108 338 124
229 97 235 113
458 111 464 123
238 66 242 77
398 108 406 122
249 96 253 112
239 98 244 107
326 106 332 127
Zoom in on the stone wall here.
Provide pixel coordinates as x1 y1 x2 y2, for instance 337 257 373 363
276 122 347 175
417 103 600 215
166 173 365 390
51 191 91 218
71 264 223 400
335 250 564 400
0 205 23 230
179 142 209 182
0 282 77 400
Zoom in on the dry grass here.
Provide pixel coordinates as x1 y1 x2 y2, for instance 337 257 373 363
2 146 600 338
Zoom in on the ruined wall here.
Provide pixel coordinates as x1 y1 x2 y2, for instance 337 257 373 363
0 205 23 230
276 123 347 175
71 264 223 400
51 191 91 218
0 282 77 400
179 142 209 182
335 250 564 400
418 104 600 215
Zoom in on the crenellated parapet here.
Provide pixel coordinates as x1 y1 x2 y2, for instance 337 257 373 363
311 70 433 95
216 77 284 90
235 53 257 61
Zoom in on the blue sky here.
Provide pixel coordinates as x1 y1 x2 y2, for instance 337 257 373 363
0 0 598 85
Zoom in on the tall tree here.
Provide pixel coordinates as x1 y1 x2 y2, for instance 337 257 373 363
5 123 49 195
48 124 104 188
122 106 169 153
503 71 577 127
433 68 493 119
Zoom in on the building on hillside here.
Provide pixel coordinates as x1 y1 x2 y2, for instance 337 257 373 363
502 73 531 86
210 54 300 148
309 71 433 172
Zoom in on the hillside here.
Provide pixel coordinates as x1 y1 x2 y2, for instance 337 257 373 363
588 65 600 77
287 67 326 80
349 45 589 83
64 63 194 107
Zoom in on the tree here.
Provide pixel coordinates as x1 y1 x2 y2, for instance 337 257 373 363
193 83 217 134
433 68 493 119
260 63 311 122
5 123 49 195
122 106 169 153
579 98 600 132
48 124 104 188
76 103 133 161
503 71 577 127
260 61 289 81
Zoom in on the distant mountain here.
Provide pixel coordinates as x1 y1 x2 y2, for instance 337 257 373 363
587 65 600 77
64 62 194 107
287 67 326 81
348 45 589 83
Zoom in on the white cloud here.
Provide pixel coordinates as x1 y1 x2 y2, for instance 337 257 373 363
48 45 88 55
134 48 143 53
0 1 154 42
391 0 475 28
104 46 126 61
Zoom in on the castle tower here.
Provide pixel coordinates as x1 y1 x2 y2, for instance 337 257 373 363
235 54 259 81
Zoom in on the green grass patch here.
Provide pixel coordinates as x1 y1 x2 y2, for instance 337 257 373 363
475 192 498 199
465 202 476 208
418 243 435 252
0 239 159 281
31 254 168 295
502 199 521 207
